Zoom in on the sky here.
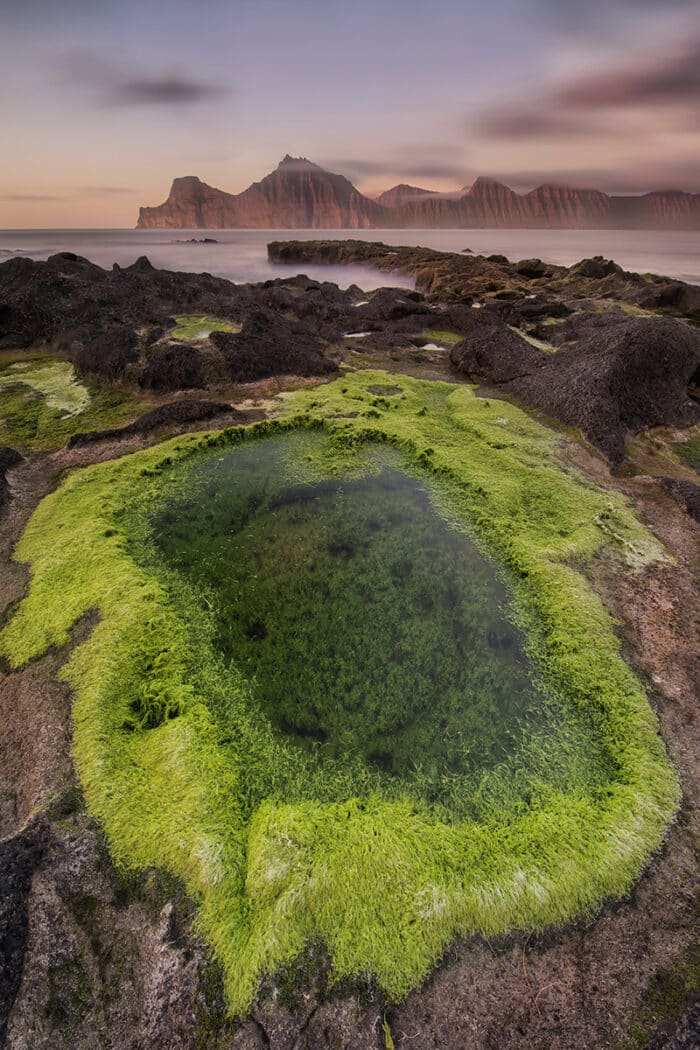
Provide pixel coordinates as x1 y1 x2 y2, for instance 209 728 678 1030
1 0 699 227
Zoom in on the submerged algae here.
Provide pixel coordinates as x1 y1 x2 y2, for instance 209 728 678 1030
0 370 679 1014
146 435 612 813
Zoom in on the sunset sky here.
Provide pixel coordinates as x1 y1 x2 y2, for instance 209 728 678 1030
2 0 699 227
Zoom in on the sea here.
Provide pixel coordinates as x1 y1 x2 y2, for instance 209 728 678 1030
0 228 698 290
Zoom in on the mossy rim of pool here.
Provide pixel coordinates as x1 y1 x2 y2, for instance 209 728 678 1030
0 370 679 1015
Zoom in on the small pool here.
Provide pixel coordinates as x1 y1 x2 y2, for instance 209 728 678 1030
146 433 610 810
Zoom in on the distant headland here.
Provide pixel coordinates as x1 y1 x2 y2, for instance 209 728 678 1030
137 155 700 231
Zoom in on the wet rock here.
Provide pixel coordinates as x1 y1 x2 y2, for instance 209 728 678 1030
571 256 622 279
67 400 239 447
211 310 338 382
638 280 700 318
73 327 139 383
515 258 548 278
449 311 545 383
509 316 700 461
0 446 23 515
0 820 46 1045
0 254 342 389
658 477 700 522
139 344 204 390
268 240 700 322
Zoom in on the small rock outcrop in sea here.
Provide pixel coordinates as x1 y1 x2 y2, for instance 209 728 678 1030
267 240 700 322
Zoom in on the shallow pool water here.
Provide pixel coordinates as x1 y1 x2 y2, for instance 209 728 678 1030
147 434 608 797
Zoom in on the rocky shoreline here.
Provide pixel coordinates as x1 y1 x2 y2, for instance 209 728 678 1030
0 243 698 1048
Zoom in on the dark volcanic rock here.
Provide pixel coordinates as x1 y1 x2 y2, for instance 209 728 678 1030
0 446 23 515
508 317 700 461
67 400 237 447
73 328 139 383
211 310 338 382
0 253 340 390
0 821 46 1044
571 256 622 280
449 311 545 383
658 477 700 522
447 310 700 461
139 344 204 390
515 258 549 279
637 280 700 317
268 239 700 323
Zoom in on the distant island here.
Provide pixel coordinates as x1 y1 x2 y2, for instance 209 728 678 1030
137 155 700 231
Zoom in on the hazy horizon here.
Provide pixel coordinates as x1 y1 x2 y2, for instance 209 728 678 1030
2 0 699 227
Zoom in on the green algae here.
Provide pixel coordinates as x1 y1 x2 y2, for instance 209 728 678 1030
673 431 700 474
0 353 143 450
0 370 679 1014
170 315 241 341
146 435 612 815
0 358 90 416
422 329 463 345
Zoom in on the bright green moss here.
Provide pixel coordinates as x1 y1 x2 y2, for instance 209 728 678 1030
0 358 90 415
673 431 700 473
0 370 679 1015
170 315 241 341
422 329 464 345
0 353 144 450
145 436 613 817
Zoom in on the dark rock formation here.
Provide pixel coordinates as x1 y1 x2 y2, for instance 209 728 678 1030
0 446 23 515
139 344 204 390
0 252 339 390
658 477 700 523
2 243 698 464
507 317 700 461
449 312 545 383
446 308 699 462
67 400 238 447
137 158 700 230
267 240 700 323
210 310 338 382
0 820 46 1044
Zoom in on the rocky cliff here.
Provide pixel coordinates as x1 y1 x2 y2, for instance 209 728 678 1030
138 156 386 229
373 184 437 208
137 157 700 229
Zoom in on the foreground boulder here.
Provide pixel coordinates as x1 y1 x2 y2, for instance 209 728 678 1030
450 314 700 462
210 310 338 381
449 311 545 383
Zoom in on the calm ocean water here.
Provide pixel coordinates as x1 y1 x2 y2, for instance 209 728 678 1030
0 228 697 288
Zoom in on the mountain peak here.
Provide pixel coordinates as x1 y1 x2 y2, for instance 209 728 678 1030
466 176 510 194
170 175 206 189
136 160 700 230
276 155 323 173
